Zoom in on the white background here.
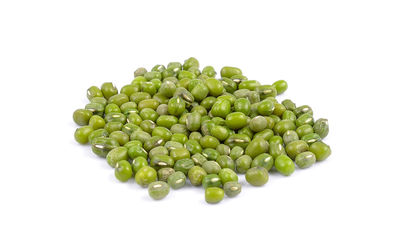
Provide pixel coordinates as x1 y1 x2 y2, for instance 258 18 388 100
1 0 399 251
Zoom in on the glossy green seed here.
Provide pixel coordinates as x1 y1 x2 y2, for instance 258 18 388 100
296 113 314 127
249 116 267 132
239 80 261 91
296 124 314 138
150 154 174 170
285 140 309 160
236 155 252 174
294 105 313 117
295 151 316 168
202 148 220 161
245 138 269 159
87 86 103 100
225 134 251 149
91 137 119 158
170 147 190 161
199 97 216 110
202 66 217 77
282 99 296 111
144 71 162 81
139 120 156 134
127 145 148 159
251 153 274 171
106 146 128 168
74 126 94 144
174 87 194 104
104 113 126 126
168 171 186 189
124 140 142 149
223 182 241 197
225 112 248 130
245 167 269 186
301 133 322 145
221 66 242 78
130 130 151 143
115 160 133 182
269 135 283 145
152 126 172 142
149 146 169 159
122 123 140 136
148 181 170 200
202 161 221 174
143 136 164 152
257 99 275 116
230 74 248 84
220 77 237 93
202 174 222 189
73 109 93 126
168 96 186 116
132 156 148 173
138 99 159 111
164 141 183 152
216 155 235 171
88 115 105 130
183 57 199 70
90 97 107 107
130 92 151 104
174 158 194 175
139 108 158 122
191 153 208 166
120 85 139 98
274 119 296 136
170 133 188 144
156 104 169 115
109 131 130 146
188 166 207 186
275 155 295 176
134 67 147 77
157 168 175 182
189 132 202 142
230 146 244 160
313 118 329 139
108 93 129 107
283 130 299 145
272 80 288 95
101 82 118 100
205 78 224 97
269 141 286 159
238 126 253 139
309 142 331 161
191 105 207 116
126 113 142 126
186 112 201 131
85 102 104 116
282 110 297 122
216 144 230 156
156 115 178 129
273 103 287 117
234 98 251 115
135 166 157 187
88 129 109 144
205 187 224 204
255 85 277 99
253 129 274 141
210 99 231 118
218 168 238 185
190 82 209 102
184 139 202 155
200 135 220 149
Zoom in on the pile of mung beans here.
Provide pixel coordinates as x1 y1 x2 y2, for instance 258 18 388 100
73 57 331 203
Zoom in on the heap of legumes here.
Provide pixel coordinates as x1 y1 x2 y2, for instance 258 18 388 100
73 57 331 204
